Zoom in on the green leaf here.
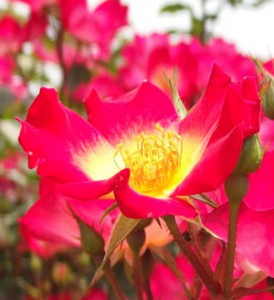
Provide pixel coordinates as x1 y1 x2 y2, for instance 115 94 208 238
251 0 269 8
192 194 218 208
191 17 203 38
165 28 183 34
160 3 192 14
228 0 238 6
205 14 218 21
91 214 141 285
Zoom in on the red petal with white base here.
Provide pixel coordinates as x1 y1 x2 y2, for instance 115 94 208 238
17 88 119 199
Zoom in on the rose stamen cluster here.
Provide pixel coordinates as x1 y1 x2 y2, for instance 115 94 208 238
115 124 183 195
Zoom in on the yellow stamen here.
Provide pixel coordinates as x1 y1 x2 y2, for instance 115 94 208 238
114 124 183 194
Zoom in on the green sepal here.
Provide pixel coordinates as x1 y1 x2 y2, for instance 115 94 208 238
76 216 105 256
165 69 187 120
255 59 274 119
99 202 118 224
126 228 146 254
91 214 141 285
262 79 274 119
234 134 263 175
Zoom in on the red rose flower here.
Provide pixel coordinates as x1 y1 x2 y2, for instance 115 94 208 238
18 65 260 219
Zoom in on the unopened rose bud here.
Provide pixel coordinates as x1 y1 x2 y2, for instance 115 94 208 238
225 174 248 205
52 262 74 286
77 251 91 267
0 199 11 214
30 254 42 272
234 134 263 175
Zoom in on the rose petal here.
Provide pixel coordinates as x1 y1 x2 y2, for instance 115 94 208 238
85 81 178 144
18 87 116 186
203 202 274 277
20 179 118 255
113 169 197 219
244 150 274 211
173 126 243 196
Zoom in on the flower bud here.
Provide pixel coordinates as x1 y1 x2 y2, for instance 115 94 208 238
77 251 91 267
234 134 263 175
52 262 74 286
262 79 274 119
257 62 274 119
0 199 11 214
30 254 42 272
225 174 248 206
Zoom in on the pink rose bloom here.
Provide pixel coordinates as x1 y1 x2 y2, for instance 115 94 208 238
148 254 196 299
148 251 273 299
193 38 257 92
119 33 171 90
148 242 242 299
20 179 118 257
20 180 183 259
0 16 24 55
18 65 260 220
203 199 274 277
73 33 170 101
0 152 27 203
60 0 127 56
263 59 274 75
21 11 48 41
11 0 57 12
0 56 15 84
81 288 107 300
32 39 97 69
118 36 257 108
0 56 27 99
73 70 127 101
259 115 274 151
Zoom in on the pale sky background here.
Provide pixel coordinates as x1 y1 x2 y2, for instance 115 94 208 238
122 0 274 60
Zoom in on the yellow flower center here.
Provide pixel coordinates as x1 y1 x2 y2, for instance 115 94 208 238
114 124 182 194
